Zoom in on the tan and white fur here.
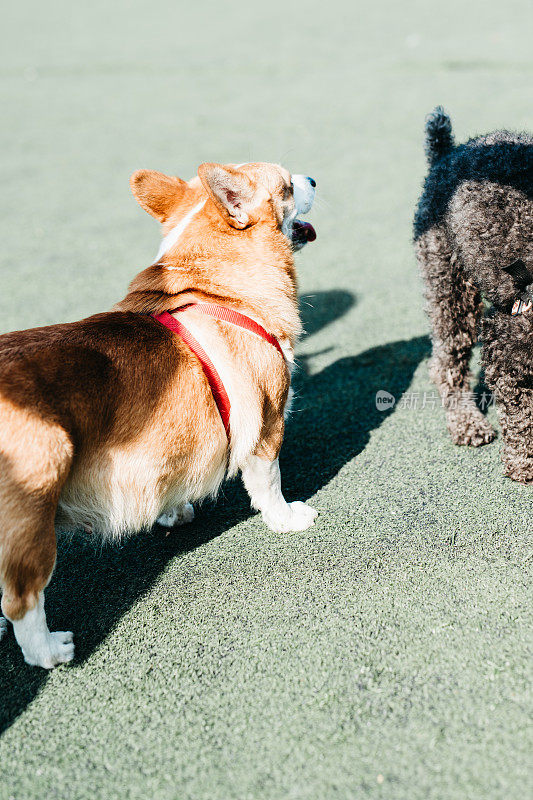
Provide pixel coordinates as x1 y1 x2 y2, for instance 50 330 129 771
0 162 317 668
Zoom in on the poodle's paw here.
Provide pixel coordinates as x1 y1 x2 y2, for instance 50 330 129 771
23 631 75 670
447 409 496 447
263 501 318 533
157 503 195 528
503 460 533 484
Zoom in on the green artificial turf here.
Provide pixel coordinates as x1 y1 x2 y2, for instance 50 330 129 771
1 1 532 798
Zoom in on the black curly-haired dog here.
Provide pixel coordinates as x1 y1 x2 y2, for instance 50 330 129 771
414 107 533 483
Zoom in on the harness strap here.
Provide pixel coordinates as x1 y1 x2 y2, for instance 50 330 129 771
179 303 286 358
502 259 533 316
511 298 533 316
153 310 231 437
152 304 285 439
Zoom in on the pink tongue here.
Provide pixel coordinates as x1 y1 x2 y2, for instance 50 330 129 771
299 221 317 242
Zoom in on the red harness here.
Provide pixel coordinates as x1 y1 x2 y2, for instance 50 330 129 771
152 303 285 439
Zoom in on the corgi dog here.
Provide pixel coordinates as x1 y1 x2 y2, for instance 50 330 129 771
0 162 318 668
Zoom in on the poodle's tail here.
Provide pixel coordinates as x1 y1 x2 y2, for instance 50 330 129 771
424 106 454 165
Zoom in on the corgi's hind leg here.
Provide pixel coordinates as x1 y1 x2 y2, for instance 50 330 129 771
11 594 74 669
0 414 75 668
1 509 74 669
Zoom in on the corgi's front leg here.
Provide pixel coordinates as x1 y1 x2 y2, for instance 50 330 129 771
241 455 318 533
156 503 195 528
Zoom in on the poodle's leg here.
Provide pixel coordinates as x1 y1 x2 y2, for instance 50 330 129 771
483 317 533 482
492 378 533 482
416 226 495 445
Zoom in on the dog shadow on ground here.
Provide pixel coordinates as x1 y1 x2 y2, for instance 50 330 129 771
0 289 430 734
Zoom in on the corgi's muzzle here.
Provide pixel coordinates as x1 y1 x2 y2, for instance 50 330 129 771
289 175 317 250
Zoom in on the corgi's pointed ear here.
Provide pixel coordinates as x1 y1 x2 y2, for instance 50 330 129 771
197 163 269 229
130 170 187 222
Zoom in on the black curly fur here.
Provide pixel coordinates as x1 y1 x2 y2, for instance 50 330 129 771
424 106 454 165
415 125 533 243
414 108 533 482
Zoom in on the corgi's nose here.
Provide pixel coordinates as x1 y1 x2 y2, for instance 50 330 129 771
308 177 316 188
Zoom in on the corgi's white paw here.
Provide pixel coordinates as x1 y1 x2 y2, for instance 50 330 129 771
23 631 74 669
157 503 195 528
263 501 318 533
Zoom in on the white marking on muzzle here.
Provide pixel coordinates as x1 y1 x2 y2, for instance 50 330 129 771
155 199 206 262
291 175 315 215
